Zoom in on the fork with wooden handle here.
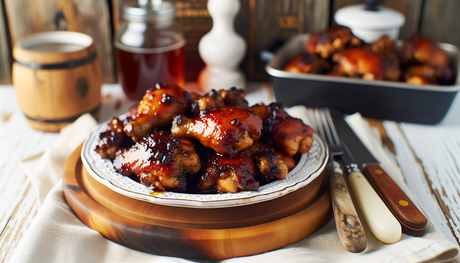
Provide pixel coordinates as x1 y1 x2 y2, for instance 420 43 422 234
308 108 367 253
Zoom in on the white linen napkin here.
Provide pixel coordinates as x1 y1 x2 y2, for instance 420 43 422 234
9 111 460 263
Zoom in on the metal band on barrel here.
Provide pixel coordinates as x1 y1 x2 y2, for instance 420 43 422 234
15 53 97 70
24 104 100 124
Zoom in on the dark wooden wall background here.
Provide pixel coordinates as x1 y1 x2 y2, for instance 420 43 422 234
0 0 459 84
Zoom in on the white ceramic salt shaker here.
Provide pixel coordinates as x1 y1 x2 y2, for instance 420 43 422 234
198 0 246 93
335 0 405 43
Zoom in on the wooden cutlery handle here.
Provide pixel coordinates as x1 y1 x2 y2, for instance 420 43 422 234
364 164 428 236
329 162 366 253
348 166 402 244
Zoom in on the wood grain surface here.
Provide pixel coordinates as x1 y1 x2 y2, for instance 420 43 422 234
63 145 333 259
0 1 11 84
3 0 115 83
249 0 330 81
419 0 460 50
12 40 102 132
0 88 59 263
364 164 427 236
329 162 366 253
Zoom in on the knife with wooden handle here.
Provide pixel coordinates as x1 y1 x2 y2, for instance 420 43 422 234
332 115 428 237
328 161 367 252
364 164 427 236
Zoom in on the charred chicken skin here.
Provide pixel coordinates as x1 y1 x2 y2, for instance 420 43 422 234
251 103 315 156
243 141 295 181
198 154 259 193
306 25 363 59
171 106 263 156
190 87 249 116
95 117 129 159
124 83 192 142
333 48 401 81
95 104 138 159
113 132 201 191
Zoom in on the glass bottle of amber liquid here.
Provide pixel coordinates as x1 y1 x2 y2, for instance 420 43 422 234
115 0 185 100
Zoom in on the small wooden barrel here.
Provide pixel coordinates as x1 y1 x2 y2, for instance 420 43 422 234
13 31 102 132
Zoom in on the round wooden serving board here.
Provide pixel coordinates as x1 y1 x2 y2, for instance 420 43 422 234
63 145 332 260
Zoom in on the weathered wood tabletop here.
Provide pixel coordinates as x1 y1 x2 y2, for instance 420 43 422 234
0 83 459 262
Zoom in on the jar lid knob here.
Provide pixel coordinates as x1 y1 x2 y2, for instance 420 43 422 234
138 0 162 10
363 0 384 11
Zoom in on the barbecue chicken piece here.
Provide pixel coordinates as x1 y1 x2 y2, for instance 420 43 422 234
402 65 453 84
251 103 315 156
124 83 192 142
190 89 225 116
371 35 397 56
244 141 296 181
400 35 449 66
190 87 249 116
219 87 249 109
95 104 138 159
307 25 363 59
198 154 259 193
405 75 436 85
333 48 401 81
283 53 333 74
171 106 263 155
113 132 201 191
95 117 129 159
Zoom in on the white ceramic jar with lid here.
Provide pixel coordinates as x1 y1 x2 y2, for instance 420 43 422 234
334 0 405 43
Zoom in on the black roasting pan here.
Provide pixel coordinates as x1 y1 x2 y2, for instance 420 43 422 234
262 34 460 124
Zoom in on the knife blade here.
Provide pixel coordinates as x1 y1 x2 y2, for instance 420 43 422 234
332 114 428 237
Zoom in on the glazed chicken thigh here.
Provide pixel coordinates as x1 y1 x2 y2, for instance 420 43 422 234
198 154 259 193
171 106 263 156
400 35 449 66
333 48 401 81
124 83 192 142
283 53 333 74
251 103 315 156
113 132 201 191
306 25 363 59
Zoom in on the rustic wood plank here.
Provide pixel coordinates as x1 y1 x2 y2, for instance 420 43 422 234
4 0 115 83
250 0 330 81
0 88 60 263
331 0 423 40
419 0 460 49
0 183 39 263
383 121 459 245
0 0 11 84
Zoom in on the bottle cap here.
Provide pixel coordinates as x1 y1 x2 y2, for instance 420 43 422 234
123 0 175 22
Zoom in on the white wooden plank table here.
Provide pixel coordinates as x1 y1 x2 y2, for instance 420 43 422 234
0 83 459 262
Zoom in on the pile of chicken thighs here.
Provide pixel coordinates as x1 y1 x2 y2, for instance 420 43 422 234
284 26 454 85
95 84 315 194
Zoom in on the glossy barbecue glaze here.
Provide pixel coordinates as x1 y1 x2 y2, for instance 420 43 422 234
171 106 263 156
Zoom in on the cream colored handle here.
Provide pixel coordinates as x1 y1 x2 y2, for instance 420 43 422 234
348 169 402 244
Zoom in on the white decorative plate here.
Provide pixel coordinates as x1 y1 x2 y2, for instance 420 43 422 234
81 121 328 208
